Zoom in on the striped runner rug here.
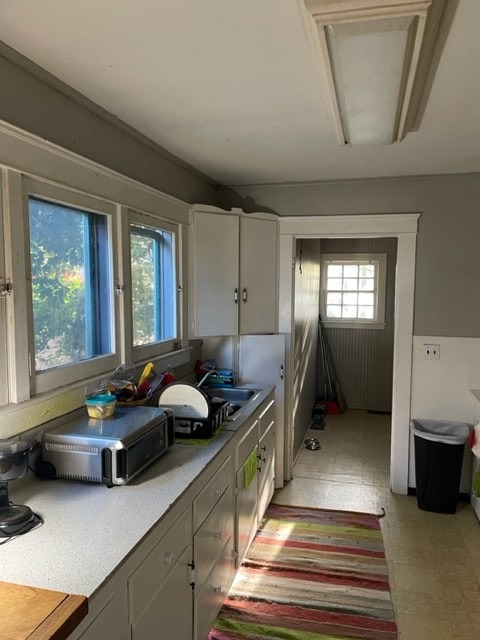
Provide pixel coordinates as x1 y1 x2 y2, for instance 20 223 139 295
209 503 397 640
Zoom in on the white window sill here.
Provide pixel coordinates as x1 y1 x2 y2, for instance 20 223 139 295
323 321 387 330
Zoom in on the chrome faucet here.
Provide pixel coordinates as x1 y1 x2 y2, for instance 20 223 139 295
196 369 217 389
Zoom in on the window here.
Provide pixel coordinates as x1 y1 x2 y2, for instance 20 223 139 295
29 197 113 370
130 222 176 347
25 182 119 395
320 253 387 329
0 181 7 407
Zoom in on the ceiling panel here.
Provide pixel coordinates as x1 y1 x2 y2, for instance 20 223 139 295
0 0 478 185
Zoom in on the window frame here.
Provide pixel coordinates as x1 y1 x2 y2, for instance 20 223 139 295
122 208 181 363
320 253 387 330
0 176 8 406
23 178 121 396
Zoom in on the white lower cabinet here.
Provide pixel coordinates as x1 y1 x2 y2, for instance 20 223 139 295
193 487 235 640
70 394 275 640
129 505 193 640
193 457 235 640
74 589 129 640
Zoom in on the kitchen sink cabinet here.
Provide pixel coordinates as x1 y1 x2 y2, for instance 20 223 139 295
189 205 278 337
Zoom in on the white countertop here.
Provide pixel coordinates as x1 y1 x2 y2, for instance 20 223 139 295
0 429 233 596
0 383 273 599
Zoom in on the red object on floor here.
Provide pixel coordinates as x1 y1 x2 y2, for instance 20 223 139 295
324 401 341 414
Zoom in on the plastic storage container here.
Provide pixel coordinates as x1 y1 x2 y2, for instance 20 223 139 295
411 418 471 513
85 394 117 419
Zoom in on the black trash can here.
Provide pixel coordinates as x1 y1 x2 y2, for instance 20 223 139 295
411 419 471 514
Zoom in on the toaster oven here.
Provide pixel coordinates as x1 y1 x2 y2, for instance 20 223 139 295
37 406 174 486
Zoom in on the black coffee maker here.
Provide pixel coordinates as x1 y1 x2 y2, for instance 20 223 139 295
0 440 37 536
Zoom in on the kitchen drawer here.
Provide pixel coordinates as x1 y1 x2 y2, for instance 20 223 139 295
128 505 191 622
194 537 236 640
236 418 259 469
258 399 275 436
193 455 232 532
194 485 234 589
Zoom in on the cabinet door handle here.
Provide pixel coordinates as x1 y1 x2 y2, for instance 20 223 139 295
164 552 176 565
242 287 248 303
214 487 223 497
215 531 224 540
213 585 223 594
280 364 284 380
234 288 238 304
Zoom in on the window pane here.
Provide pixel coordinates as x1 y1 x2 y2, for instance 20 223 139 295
342 305 357 318
359 264 375 278
343 292 358 306
327 278 342 291
359 306 375 319
358 292 374 305
327 305 342 318
29 197 112 372
327 265 342 277
130 224 176 347
326 292 342 305
344 265 358 277
343 278 358 291
359 277 375 291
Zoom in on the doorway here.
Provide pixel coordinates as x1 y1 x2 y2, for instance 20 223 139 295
278 213 419 495
318 236 397 413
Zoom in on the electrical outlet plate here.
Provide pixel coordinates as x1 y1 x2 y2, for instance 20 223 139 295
424 343 440 360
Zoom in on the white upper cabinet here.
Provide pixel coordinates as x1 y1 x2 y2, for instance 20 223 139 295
189 206 278 337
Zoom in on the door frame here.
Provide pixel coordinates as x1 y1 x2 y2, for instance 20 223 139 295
278 213 419 494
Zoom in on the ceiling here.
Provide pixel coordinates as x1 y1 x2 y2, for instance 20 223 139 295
0 0 479 187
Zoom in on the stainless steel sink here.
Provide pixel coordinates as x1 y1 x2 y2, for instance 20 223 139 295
206 387 261 421
208 388 257 402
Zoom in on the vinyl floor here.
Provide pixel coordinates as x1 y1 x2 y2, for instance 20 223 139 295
273 409 480 640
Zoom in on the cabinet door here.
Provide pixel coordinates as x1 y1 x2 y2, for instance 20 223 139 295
236 447 259 566
131 544 193 640
194 538 236 640
194 486 234 588
192 210 239 336
75 590 129 640
239 216 278 334
129 505 192 639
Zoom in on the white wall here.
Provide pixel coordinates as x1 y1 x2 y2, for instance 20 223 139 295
409 336 480 491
